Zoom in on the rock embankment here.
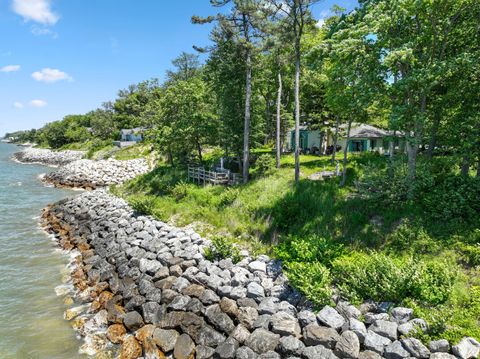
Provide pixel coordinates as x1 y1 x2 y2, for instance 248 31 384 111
13 147 85 166
42 191 480 359
43 158 150 189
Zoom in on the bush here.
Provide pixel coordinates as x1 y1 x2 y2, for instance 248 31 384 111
332 252 458 305
284 261 333 307
171 181 191 201
255 154 276 176
275 235 344 266
204 236 241 263
218 187 240 207
385 221 440 255
130 195 157 215
457 243 480 267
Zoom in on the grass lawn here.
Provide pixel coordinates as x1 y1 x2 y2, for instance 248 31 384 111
112 152 480 343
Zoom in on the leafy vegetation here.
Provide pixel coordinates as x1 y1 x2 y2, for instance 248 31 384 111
204 236 242 264
5 0 479 344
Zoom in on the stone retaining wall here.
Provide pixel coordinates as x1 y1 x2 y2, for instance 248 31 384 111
42 190 480 359
13 147 85 166
43 158 150 189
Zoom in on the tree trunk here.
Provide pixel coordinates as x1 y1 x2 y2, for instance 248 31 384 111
477 158 480 178
294 40 301 183
461 155 470 177
331 116 340 165
407 94 426 199
406 137 418 191
242 47 252 183
340 119 352 187
276 71 282 169
388 130 396 177
427 110 441 159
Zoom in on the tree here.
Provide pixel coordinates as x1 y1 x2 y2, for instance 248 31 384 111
267 0 320 183
193 0 265 182
371 0 479 196
165 52 201 83
322 11 385 186
149 74 219 164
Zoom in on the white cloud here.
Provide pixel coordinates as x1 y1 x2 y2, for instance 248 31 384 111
13 101 24 109
12 0 59 25
29 99 47 107
316 10 332 28
31 25 58 38
32 67 72 83
1 64 21 72
316 19 325 28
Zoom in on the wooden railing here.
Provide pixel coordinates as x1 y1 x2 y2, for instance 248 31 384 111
187 166 242 186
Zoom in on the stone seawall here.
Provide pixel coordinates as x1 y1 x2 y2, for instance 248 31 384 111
42 190 479 359
43 158 150 189
13 147 85 166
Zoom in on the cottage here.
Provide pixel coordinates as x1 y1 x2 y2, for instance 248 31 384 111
286 123 403 155
114 128 145 148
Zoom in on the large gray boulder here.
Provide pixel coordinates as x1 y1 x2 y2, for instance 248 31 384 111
429 339 450 353
245 328 280 354
401 337 430 358
452 337 480 359
335 330 360 359
317 306 346 331
303 324 340 348
364 330 392 355
270 311 301 338
383 340 410 359
369 320 398 341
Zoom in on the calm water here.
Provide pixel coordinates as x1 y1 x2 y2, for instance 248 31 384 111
0 143 84 359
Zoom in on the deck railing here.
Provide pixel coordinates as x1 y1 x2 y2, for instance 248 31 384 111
187 166 242 186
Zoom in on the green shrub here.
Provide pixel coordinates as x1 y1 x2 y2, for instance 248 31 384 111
458 243 480 267
332 252 458 305
284 261 333 307
130 195 157 215
171 181 191 201
275 235 344 266
410 259 459 305
218 187 240 207
255 154 276 176
204 236 241 263
406 285 480 343
385 221 440 254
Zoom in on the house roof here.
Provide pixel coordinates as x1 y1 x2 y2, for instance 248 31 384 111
349 124 388 138
120 127 145 135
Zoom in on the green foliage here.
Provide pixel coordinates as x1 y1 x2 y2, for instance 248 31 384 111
332 252 458 305
171 181 191 202
407 284 480 343
384 221 441 255
275 235 343 266
284 261 333 307
457 243 480 267
255 154 276 177
129 195 157 216
218 187 240 207
204 236 241 263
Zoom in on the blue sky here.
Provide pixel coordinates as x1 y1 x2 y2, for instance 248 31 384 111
0 0 357 136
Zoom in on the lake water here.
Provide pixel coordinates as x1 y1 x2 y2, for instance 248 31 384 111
0 143 85 358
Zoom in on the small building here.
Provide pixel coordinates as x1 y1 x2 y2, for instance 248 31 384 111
286 123 403 155
114 128 145 148
120 128 144 142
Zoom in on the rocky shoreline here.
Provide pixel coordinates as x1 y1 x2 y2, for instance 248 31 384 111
43 158 150 189
41 190 480 359
13 147 85 166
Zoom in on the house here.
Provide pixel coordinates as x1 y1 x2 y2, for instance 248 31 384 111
120 128 144 142
114 128 145 148
286 123 404 155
